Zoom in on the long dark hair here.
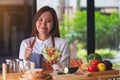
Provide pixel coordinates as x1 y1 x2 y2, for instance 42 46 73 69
31 6 60 38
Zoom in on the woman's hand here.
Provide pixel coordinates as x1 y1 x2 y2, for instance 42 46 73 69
24 40 33 61
42 61 63 71
24 47 32 61
42 61 53 70
47 60 57 65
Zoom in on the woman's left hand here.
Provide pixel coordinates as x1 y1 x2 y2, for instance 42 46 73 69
42 61 53 70
47 60 57 65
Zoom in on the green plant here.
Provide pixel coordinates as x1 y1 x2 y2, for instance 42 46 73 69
77 43 116 59
95 12 120 49
59 10 120 49
59 11 87 44
95 49 116 59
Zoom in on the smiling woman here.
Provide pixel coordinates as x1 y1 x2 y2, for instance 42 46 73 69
19 6 70 71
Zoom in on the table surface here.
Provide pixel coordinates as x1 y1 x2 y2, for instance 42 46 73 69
0 70 120 80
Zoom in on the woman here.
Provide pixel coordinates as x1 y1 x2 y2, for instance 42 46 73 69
19 6 70 70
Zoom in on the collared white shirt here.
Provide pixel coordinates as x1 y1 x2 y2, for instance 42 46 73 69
19 36 70 70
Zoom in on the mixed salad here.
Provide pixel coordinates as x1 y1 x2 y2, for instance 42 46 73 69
42 47 61 61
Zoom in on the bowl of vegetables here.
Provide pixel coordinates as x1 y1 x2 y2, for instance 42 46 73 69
42 47 61 61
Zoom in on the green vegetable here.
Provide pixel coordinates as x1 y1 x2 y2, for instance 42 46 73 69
86 53 102 63
42 48 47 54
57 71 65 75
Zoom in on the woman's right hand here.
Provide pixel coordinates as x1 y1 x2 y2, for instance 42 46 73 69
24 40 33 61
24 47 32 61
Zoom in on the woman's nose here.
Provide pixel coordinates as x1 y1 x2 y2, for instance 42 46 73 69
41 20 46 26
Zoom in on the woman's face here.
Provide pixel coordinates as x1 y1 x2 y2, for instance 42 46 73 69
36 11 53 37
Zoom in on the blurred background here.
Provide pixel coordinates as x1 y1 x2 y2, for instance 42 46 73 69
0 0 120 70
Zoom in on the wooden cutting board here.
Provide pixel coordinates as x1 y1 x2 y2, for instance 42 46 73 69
51 71 90 80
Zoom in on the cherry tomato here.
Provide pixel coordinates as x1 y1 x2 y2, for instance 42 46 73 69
90 60 100 67
48 50 54 55
88 65 97 72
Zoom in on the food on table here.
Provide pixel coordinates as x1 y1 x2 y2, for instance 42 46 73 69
70 59 83 67
88 65 97 72
97 63 106 71
68 66 79 73
19 69 53 80
87 60 100 72
76 59 83 66
64 67 69 73
86 53 113 72
76 53 113 72
87 59 113 72
90 60 100 67
86 53 102 64
80 64 89 71
42 47 61 61
57 71 66 75
103 60 112 70
64 66 79 74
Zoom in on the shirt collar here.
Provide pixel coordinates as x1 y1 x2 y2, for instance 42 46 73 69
36 35 52 44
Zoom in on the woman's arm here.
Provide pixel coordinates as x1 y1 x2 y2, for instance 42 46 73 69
60 41 70 67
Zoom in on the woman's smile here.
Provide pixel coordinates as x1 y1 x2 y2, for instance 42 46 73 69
40 27 48 31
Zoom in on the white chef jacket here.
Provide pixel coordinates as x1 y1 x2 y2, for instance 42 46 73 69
19 36 70 70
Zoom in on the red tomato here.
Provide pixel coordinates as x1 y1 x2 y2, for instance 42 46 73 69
48 50 54 55
88 65 97 72
90 60 100 67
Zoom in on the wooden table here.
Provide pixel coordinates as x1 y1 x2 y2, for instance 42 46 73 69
0 70 120 80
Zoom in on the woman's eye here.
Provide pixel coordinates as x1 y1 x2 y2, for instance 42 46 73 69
47 20 51 22
37 18 53 23
38 18 42 21
46 19 53 23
